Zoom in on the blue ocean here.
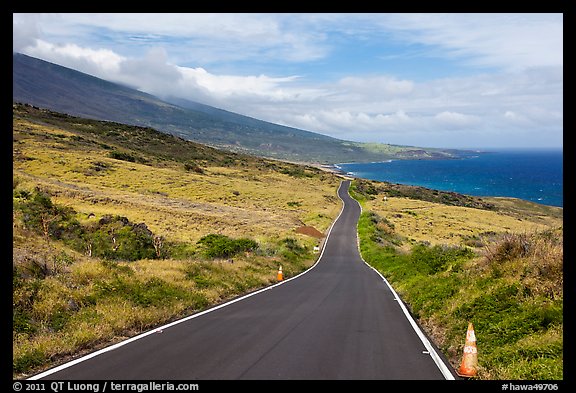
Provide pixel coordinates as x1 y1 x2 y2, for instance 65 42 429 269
337 148 563 207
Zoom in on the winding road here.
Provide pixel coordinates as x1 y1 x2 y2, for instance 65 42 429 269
32 180 456 380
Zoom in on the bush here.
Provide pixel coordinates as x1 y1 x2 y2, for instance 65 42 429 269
484 233 531 263
410 243 474 274
279 238 308 262
14 189 163 262
108 150 136 162
361 211 403 247
13 348 46 374
15 189 81 240
351 179 379 202
184 162 204 174
279 166 312 178
196 234 258 259
84 216 157 261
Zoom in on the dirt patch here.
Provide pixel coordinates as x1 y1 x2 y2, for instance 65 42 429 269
296 226 325 238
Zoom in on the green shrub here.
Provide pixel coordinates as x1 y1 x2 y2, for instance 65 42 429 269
84 216 157 261
14 190 162 262
350 179 379 202
279 166 312 178
196 234 258 259
410 243 473 274
126 277 189 307
362 211 403 247
279 237 308 262
108 150 136 162
13 348 46 374
13 310 37 335
16 189 80 240
94 275 189 308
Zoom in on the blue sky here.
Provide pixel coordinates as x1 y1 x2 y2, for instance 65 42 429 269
13 13 563 149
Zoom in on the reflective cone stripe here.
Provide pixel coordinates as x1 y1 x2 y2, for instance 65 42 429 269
277 265 283 281
457 322 478 378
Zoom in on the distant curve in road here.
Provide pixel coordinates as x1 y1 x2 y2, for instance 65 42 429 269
32 180 455 380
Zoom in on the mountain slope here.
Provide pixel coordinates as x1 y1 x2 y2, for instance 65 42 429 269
13 53 460 163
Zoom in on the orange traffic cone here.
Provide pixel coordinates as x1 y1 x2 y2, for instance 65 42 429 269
277 265 283 281
457 322 478 378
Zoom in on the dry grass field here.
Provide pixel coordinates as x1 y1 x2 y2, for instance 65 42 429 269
12 105 342 377
13 116 341 245
364 194 562 250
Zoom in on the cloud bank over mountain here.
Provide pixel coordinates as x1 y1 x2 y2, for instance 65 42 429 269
13 13 563 149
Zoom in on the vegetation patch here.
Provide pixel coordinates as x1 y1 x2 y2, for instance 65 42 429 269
108 150 137 163
357 209 563 380
15 189 161 262
352 178 495 210
12 105 342 378
196 234 258 259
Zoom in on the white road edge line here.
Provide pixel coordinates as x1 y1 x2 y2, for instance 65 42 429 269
351 192 456 381
28 181 348 380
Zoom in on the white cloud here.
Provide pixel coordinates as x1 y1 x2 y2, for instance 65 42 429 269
178 68 298 100
503 110 531 127
15 13 563 71
25 39 124 76
117 47 182 94
434 111 480 129
17 36 562 148
13 13 41 52
338 76 414 98
369 13 563 71
13 13 562 149
18 13 330 65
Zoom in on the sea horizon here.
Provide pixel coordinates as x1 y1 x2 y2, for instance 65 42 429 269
336 147 563 208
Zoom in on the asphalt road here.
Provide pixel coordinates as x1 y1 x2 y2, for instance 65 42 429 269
34 180 455 380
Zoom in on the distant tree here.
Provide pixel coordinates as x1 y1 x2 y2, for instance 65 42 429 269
16 188 79 241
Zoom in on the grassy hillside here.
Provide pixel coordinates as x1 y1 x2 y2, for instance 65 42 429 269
12 103 343 377
351 179 563 379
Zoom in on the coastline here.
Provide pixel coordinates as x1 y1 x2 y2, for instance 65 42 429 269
335 152 563 208
309 163 350 177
